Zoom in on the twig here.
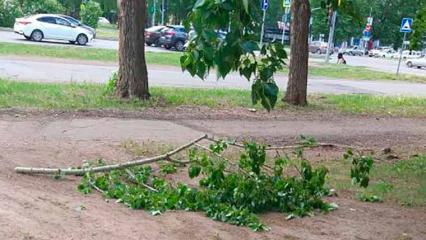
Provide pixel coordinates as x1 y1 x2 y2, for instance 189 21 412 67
15 135 208 175
125 169 158 192
88 178 105 194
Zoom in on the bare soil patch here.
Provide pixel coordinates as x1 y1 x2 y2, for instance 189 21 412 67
1 109 425 240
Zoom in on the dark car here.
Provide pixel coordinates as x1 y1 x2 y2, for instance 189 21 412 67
144 25 165 46
263 28 289 44
158 25 187 51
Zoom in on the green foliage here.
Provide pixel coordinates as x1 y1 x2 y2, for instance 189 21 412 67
410 6 426 50
160 163 177 174
0 0 23 27
79 139 333 231
105 71 117 94
344 149 374 188
0 0 64 27
181 0 287 111
80 0 102 28
357 192 383 203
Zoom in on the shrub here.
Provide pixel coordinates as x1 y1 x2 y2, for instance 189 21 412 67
0 0 23 27
20 0 64 15
80 0 102 28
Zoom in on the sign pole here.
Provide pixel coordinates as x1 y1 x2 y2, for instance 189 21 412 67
260 8 266 44
396 32 407 76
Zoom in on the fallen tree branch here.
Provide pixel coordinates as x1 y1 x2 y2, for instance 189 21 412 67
125 169 158 192
15 135 208 176
206 136 368 151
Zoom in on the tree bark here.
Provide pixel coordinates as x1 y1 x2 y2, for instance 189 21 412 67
284 0 311 106
116 0 150 100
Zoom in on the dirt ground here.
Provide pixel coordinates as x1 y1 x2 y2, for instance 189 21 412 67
1 108 425 240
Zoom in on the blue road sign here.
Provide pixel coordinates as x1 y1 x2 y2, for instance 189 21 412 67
261 0 269 10
400 18 413 33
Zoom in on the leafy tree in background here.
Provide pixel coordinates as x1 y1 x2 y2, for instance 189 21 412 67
80 0 102 28
410 6 426 50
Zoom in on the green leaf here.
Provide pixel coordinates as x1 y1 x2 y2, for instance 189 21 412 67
188 165 201 178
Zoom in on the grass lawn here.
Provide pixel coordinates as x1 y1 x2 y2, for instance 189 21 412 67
0 79 425 117
1 42 425 83
326 155 426 207
0 42 181 66
96 23 118 40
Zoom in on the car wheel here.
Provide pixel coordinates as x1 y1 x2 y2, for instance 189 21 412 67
407 62 413 68
175 41 185 51
76 34 88 45
30 30 43 42
316 49 321 54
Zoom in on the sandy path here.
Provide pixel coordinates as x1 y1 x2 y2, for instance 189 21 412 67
1 113 425 240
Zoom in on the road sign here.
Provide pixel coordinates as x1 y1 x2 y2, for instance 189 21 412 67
400 18 413 33
283 0 291 8
261 0 269 10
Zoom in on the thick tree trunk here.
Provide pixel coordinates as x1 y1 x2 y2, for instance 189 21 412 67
116 0 150 100
284 0 310 106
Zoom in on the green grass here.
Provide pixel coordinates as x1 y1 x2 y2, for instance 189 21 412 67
0 42 181 66
96 23 118 40
309 64 426 83
1 42 426 82
0 79 425 117
324 94 426 117
326 155 426 207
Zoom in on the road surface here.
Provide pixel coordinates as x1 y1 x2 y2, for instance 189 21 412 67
1 56 425 96
1 30 425 76
0 30 166 52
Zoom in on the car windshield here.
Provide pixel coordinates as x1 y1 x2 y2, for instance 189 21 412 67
62 16 80 25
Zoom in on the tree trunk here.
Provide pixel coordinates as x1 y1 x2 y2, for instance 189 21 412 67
284 0 310 106
116 0 150 100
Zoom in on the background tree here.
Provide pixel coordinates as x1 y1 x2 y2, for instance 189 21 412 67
80 0 102 28
284 0 311 105
115 0 150 100
410 5 426 50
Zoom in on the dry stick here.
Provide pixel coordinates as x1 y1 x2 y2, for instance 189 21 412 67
15 135 208 176
89 179 105 194
125 169 158 192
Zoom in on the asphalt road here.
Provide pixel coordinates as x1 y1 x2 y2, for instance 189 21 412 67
0 30 166 52
1 56 426 96
2 30 426 76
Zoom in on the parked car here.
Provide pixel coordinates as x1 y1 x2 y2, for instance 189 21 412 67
390 50 422 59
309 41 329 54
144 25 165 46
369 47 392 57
380 48 397 58
14 14 94 45
158 25 187 51
263 28 289 44
184 29 227 50
406 57 426 68
343 46 365 56
59 15 96 39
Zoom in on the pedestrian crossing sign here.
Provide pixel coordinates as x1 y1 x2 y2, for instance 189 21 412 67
400 18 413 33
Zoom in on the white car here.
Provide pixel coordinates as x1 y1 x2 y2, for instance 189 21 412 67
14 14 94 45
406 57 426 68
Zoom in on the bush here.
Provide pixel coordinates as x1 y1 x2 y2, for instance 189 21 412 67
20 0 64 15
0 0 23 27
0 0 64 28
80 0 102 28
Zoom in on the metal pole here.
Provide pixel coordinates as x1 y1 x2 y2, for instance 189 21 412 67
161 0 165 25
325 11 337 63
281 13 287 44
396 32 407 76
260 9 266 44
152 0 156 27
